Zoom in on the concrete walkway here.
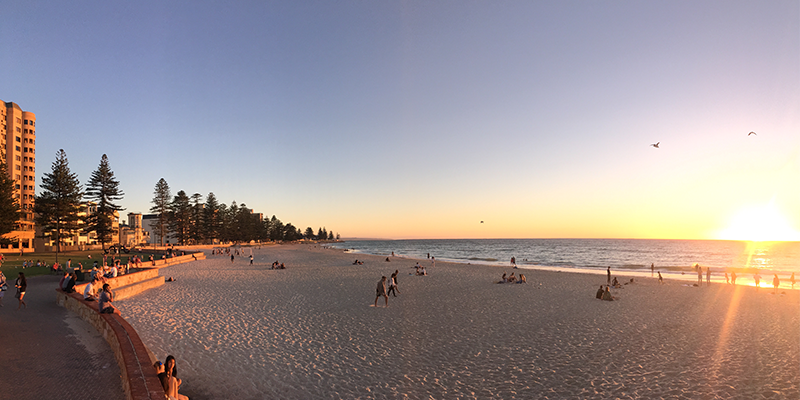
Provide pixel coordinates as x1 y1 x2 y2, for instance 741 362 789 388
0 274 125 400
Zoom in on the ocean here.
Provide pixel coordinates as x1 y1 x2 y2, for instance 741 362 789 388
331 239 800 284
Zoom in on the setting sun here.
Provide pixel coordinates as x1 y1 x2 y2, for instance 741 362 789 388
718 203 800 242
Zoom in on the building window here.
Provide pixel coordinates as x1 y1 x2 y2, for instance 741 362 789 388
15 165 20 171
16 137 20 142
15 156 20 161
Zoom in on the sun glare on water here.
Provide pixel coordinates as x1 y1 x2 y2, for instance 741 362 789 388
718 203 800 242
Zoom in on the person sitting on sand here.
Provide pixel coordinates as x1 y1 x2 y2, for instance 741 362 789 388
500 273 507 283
518 274 527 283
611 277 621 288
98 283 120 314
601 286 615 301
509 273 517 283
375 276 388 307
596 285 604 299
385 257 391 262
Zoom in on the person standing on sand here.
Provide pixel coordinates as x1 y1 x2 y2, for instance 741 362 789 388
250 255 253 265
696 265 703 286
511 257 516 268
706 268 711 285
607 267 611 285
791 273 796 288
651 263 654 277
731 271 737 285
772 274 780 294
375 276 388 307
753 273 761 289
658 271 663 284
231 254 234 263
725 272 729 284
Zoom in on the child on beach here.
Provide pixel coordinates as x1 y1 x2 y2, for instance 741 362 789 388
375 276 388 307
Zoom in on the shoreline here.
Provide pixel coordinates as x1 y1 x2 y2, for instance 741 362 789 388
117 244 799 399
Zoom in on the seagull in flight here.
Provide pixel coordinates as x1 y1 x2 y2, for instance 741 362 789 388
650 142 660 148
748 131 757 136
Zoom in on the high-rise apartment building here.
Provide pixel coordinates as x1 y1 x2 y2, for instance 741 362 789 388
1 100 36 251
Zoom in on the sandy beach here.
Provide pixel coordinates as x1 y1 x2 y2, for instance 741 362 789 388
116 244 799 399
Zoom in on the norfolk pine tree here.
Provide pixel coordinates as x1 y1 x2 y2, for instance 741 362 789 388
84 154 124 251
150 178 171 245
34 149 83 261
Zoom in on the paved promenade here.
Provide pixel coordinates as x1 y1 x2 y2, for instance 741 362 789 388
0 274 125 400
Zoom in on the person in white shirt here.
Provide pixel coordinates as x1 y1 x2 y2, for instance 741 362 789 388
83 277 98 301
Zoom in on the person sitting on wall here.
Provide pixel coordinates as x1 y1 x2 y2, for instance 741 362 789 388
98 283 120 314
64 272 77 294
83 277 99 301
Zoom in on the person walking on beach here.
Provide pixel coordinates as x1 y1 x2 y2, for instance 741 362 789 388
387 271 399 297
375 276 388 307
607 267 611 285
753 273 761 290
511 257 517 268
249 255 253 265
657 271 663 284
15 272 27 310
773 274 780 294
731 271 737 285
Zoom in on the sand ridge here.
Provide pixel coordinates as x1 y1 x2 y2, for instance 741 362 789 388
116 244 799 399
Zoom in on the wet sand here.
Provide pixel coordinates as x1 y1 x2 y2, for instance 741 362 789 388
116 244 799 399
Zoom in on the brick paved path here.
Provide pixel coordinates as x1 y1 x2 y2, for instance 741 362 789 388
0 274 125 400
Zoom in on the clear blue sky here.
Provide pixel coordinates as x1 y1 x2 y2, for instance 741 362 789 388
2 1 798 239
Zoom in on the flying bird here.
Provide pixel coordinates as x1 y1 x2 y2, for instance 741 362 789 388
748 131 757 136
480 221 484 224
650 142 660 148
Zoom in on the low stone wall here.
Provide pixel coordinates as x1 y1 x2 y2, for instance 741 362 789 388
75 268 163 302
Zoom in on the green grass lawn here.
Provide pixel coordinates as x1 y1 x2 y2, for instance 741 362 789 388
1 250 153 278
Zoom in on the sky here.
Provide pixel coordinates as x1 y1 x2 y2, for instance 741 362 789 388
1 1 798 240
